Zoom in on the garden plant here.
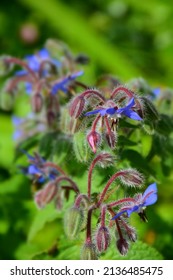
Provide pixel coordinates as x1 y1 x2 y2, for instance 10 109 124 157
0 38 173 260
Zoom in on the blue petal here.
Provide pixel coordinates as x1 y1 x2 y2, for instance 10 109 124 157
111 209 127 220
126 205 139 216
20 149 35 160
15 69 28 76
143 193 158 206
142 183 158 206
51 82 67 95
37 176 45 183
143 183 157 198
85 109 103 116
27 56 40 72
12 116 24 126
115 98 135 114
69 70 84 79
51 72 83 95
125 98 135 109
123 109 143 121
25 82 32 94
106 107 117 115
13 130 22 140
152 88 160 97
28 165 40 175
52 59 61 68
49 173 57 180
38 48 50 59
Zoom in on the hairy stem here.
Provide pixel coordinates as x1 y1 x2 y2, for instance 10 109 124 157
97 171 125 206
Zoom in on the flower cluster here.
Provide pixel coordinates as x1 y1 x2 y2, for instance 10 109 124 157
0 40 85 141
0 39 159 260
69 87 144 153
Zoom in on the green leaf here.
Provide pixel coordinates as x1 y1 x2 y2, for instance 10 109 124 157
52 133 72 164
156 114 173 135
120 149 155 176
141 96 159 121
28 204 62 242
101 240 163 260
39 132 56 158
118 135 137 146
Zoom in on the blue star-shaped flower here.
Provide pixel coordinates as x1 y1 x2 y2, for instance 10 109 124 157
85 98 142 121
51 70 83 95
112 183 157 220
20 150 58 183
15 48 60 94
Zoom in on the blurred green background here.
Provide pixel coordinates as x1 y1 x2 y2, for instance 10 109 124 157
0 0 173 260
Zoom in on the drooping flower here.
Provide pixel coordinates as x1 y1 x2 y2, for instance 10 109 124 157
85 98 142 121
51 70 83 95
20 150 59 183
16 48 60 76
15 48 60 94
112 183 157 220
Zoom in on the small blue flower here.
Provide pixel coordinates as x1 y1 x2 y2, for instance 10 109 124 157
20 150 58 183
112 183 157 220
15 48 60 94
51 70 83 95
17 48 60 75
85 98 142 121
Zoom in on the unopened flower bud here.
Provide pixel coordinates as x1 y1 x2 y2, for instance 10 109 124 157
87 130 101 153
105 131 117 149
73 131 91 162
75 194 90 210
31 93 43 113
116 238 129 256
127 227 137 242
119 169 144 187
95 152 114 168
47 110 56 126
69 95 85 118
34 182 57 208
96 226 111 252
0 55 13 76
81 242 98 260
64 206 84 239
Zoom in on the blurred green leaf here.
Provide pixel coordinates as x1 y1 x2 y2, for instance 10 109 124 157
28 203 62 242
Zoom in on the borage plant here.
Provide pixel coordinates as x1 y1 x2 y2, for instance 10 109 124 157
1 39 172 260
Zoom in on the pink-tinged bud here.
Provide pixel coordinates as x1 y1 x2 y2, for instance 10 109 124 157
69 95 85 118
95 226 111 252
87 130 101 153
116 238 129 256
31 92 43 113
81 242 98 260
105 131 117 149
119 169 144 187
34 182 57 208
